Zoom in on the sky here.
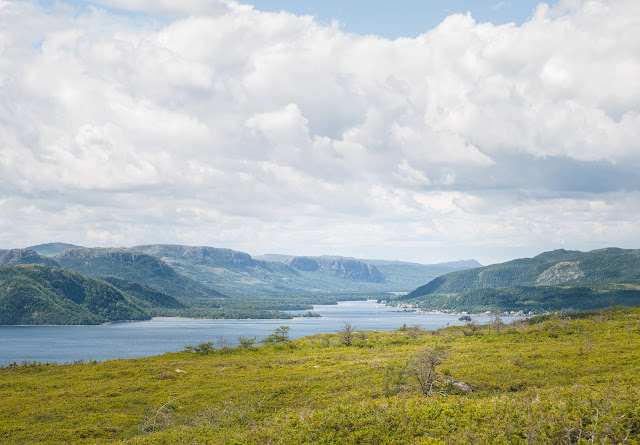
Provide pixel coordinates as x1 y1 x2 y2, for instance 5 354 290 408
1 0 639 265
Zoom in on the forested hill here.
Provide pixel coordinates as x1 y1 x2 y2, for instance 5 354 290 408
394 248 640 313
55 248 227 300
0 265 148 325
8 243 482 297
100 277 185 310
403 248 640 299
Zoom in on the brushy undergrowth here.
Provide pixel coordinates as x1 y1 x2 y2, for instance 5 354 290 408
1 307 639 444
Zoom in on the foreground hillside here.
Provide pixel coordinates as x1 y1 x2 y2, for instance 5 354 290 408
1 307 638 443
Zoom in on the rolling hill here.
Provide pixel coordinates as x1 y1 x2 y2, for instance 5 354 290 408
397 248 640 313
129 245 393 296
100 277 185 310
0 265 148 325
55 248 227 300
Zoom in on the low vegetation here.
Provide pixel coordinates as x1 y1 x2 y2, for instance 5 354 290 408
1 306 639 443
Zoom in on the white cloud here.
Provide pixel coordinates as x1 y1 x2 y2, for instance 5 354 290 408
0 0 639 263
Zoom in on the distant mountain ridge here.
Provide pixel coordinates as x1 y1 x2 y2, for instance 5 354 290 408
131 244 258 268
27 243 82 257
133 245 385 282
364 258 481 268
257 254 481 269
56 247 226 300
285 256 386 283
4 242 482 299
129 244 387 296
129 244 480 295
257 254 482 292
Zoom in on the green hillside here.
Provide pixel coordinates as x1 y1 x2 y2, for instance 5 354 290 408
409 282 640 314
0 265 148 325
398 248 640 312
405 248 640 297
1 306 638 443
56 248 227 300
101 277 185 310
130 244 306 296
0 263 298 324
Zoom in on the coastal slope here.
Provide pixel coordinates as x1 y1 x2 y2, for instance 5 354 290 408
397 248 640 313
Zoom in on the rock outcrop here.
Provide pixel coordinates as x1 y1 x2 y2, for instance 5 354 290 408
286 256 386 283
0 249 60 267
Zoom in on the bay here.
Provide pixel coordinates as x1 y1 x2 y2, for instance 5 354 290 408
0 300 517 365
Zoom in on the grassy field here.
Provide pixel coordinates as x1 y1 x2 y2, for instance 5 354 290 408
1 307 639 444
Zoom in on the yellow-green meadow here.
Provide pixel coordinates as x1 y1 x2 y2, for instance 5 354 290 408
1 307 639 444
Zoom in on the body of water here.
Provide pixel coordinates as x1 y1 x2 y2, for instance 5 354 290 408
0 300 516 365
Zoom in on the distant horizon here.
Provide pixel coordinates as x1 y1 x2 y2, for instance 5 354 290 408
6 240 486 265
5 240 638 268
2 0 639 267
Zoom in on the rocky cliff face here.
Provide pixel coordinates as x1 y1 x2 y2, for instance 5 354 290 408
286 256 387 283
131 245 257 268
0 249 60 267
55 247 227 299
287 257 320 271
56 248 177 277
536 261 585 285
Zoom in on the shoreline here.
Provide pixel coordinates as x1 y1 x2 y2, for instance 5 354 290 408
0 311 524 327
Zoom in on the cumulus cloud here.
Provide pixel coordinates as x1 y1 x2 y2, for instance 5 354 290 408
0 0 639 263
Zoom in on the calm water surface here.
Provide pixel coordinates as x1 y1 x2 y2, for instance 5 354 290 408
0 300 516 365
